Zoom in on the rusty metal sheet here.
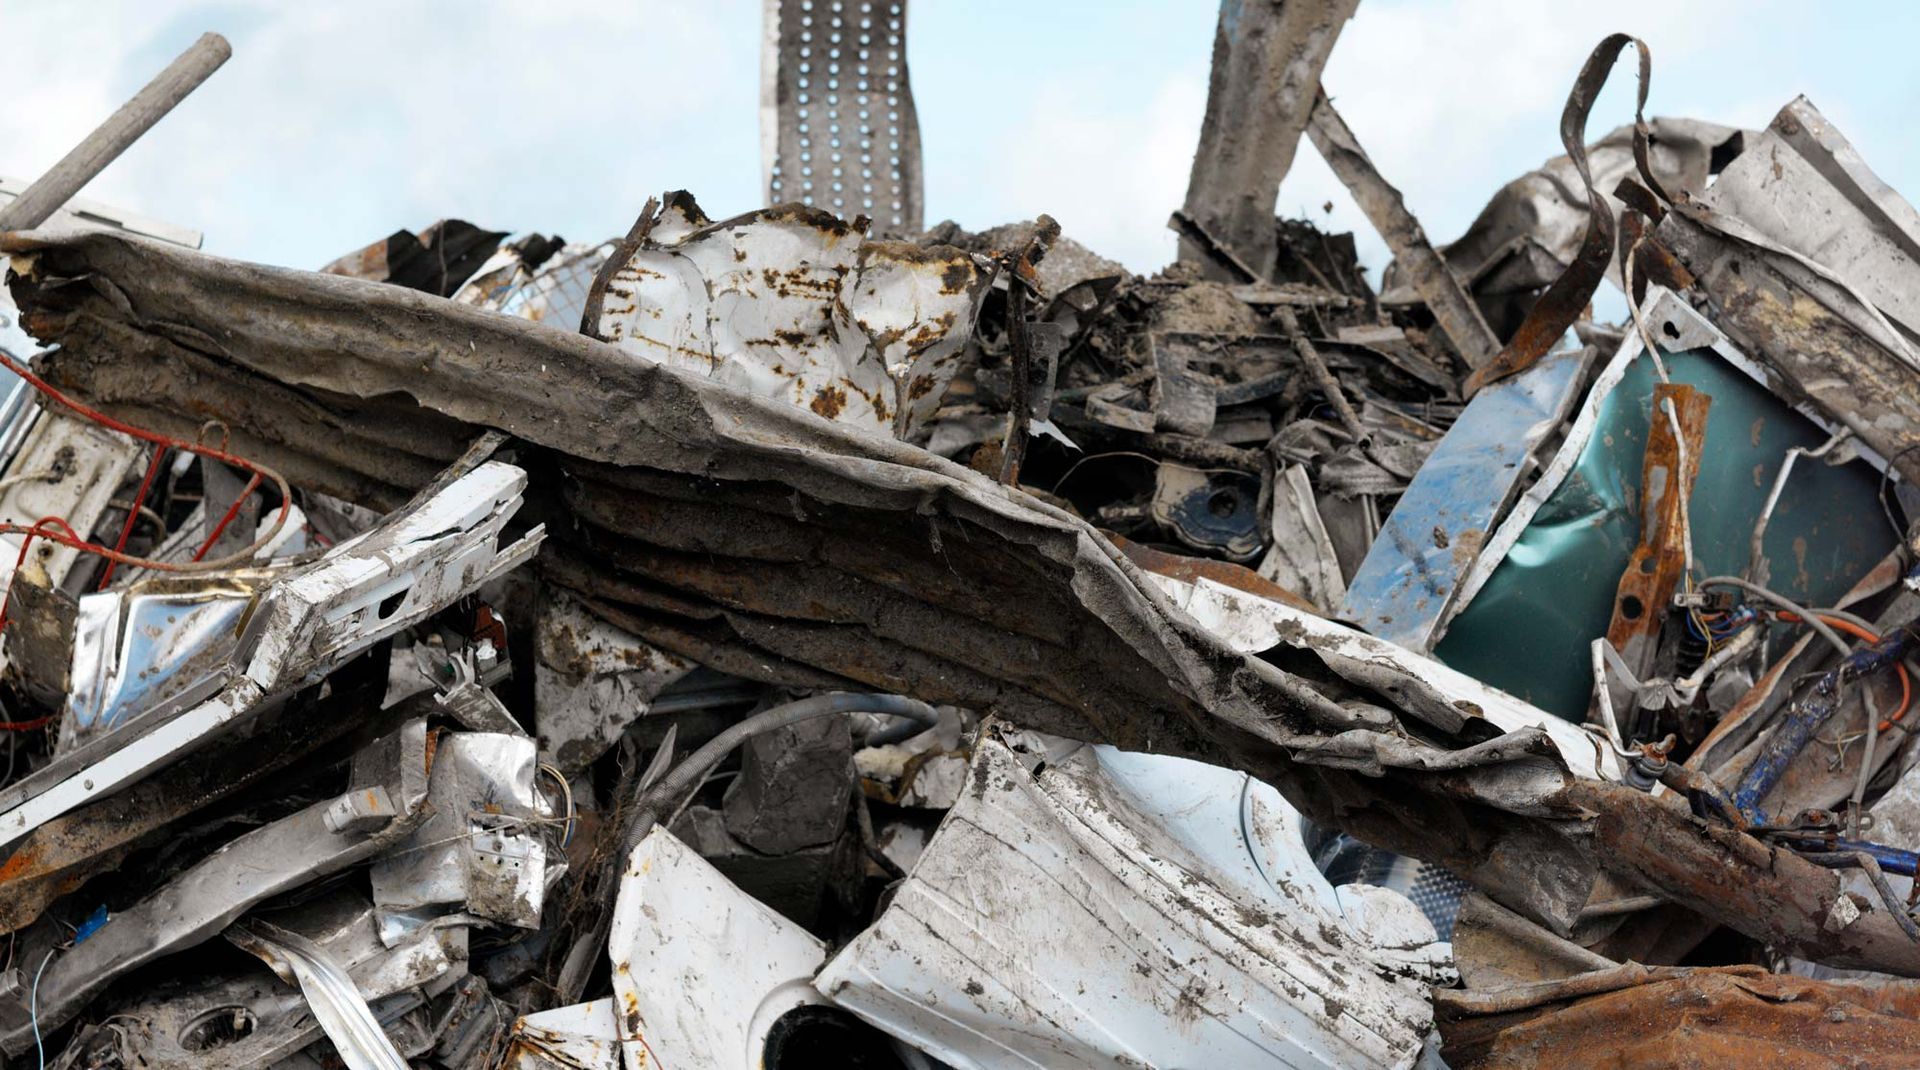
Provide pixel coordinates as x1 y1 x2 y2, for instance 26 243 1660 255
584 198 990 441
1437 963 1920 1069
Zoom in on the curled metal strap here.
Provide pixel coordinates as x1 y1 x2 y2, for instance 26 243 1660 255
1466 34 1652 396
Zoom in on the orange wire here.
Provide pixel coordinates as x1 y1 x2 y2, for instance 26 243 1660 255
1776 611 1913 731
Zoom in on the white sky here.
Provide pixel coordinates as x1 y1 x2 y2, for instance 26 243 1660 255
2 1 1916 287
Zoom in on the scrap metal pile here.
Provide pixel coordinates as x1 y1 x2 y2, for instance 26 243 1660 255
8 7 1920 1068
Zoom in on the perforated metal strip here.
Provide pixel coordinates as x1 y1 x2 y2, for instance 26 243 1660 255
762 0 923 234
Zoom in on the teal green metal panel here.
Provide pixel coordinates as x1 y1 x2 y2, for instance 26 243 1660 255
1434 348 1894 720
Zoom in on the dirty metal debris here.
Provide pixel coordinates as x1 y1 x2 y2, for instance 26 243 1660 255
6 9 1920 1070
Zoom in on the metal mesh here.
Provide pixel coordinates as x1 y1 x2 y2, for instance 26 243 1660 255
763 0 923 234
496 243 612 330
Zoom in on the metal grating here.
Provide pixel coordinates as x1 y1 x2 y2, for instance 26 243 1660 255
762 0 923 234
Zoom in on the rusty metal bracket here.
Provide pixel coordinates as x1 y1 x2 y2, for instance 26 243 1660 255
1604 381 1711 685
1465 34 1655 396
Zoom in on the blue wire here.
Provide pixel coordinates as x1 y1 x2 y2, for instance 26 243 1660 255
30 947 54 1070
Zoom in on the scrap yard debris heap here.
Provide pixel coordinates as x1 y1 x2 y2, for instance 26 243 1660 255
7 6 1920 1069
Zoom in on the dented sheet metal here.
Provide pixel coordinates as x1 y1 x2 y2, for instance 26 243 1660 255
1340 343 1595 652
0 223 1691 971
1435 297 1893 718
817 735 1441 1069
533 588 695 773
585 197 990 440
0 410 142 597
608 827 832 1070
1658 96 1920 486
370 731 549 935
60 573 266 749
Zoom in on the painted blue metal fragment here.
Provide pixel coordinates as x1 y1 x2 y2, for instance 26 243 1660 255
1338 344 1595 651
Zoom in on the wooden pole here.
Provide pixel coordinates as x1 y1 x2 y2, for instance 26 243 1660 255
0 32 231 232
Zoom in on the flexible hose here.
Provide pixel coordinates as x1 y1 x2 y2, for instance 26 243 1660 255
615 691 938 864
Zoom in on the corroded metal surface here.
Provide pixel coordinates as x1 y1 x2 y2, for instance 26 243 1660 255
586 197 990 441
1602 381 1710 677
1438 963 1920 1069
21 223 1920 983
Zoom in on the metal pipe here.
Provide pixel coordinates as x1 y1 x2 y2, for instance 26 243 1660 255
0 33 231 232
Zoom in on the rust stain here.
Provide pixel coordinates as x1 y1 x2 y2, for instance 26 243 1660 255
1108 533 1321 614
0 842 43 882
810 385 847 420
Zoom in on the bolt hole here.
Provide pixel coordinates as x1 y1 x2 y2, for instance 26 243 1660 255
1620 595 1645 620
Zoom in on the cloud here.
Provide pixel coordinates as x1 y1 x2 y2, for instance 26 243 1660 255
955 75 1206 274
3 0 1913 297
0 1 763 267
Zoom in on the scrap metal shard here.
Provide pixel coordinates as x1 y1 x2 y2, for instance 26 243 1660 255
0 459 542 844
1306 88 1500 370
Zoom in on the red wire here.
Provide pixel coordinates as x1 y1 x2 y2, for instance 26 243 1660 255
97 444 167 588
0 715 52 732
193 472 263 562
0 346 287 530
0 346 286 614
